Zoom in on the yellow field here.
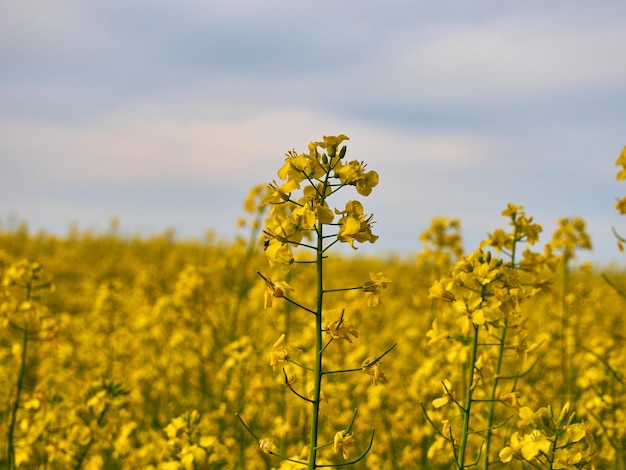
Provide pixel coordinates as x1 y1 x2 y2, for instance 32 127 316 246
2 139 625 469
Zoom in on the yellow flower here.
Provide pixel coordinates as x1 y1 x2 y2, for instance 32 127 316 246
362 272 392 307
333 430 355 459
264 241 294 268
307 386 328 402
616 196 626 214
517 406 542 427
361 356 387 385
269 334 288 370
312 134 350 157
428 280 456 302
565 423 586 443
502 202 524 219
499 432 521 463
277 151 322 187
426 319 449 345
519 430 552 460
263 180 292 204
336 160 379 196
552 448 582 469
500 391 522 410
326 317 358 343
616 145 626 180
335 201 378 249
432 379 455 408
258 438 277 455
263 278 294 309
500 429 552 462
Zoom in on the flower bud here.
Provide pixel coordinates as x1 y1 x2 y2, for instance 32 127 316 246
557 401 571 426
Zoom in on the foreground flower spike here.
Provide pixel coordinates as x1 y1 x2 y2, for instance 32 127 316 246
237 135 393 470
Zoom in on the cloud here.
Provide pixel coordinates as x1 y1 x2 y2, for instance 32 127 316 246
355 14 626 107
0 102 498 188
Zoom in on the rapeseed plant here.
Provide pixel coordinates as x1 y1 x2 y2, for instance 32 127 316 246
237 135 395 469
425 204 556 468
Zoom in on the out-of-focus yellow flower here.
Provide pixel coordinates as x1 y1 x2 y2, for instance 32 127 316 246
500 391 522 410
616 197 626 214
552 448 583 469
269 334 288 370
326 318 358 343
500 430 552 462
263 278 294 309
432 379 455 408
615 145 626 180
333 429 355 459
565 423 587 443
307 386 328 402
426 319 449 345
362 272 392 307
548 216 592 262
258 438 277 455
428 279 456 302
361 356 387 385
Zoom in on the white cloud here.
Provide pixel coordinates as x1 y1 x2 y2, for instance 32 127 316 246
1 104 499 187
360 15 626 105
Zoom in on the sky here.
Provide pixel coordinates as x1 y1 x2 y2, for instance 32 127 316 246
1 0 626 265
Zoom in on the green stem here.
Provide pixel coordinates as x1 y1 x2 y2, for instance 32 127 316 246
482 323 506 469
7 327 28 470
7 279 32 470
561 258 571 401
457 323 480 469
483 238 517 468
307 218 325 470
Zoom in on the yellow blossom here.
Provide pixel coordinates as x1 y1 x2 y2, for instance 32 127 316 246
269 334 288 370
500 391 522 409
335 201 378 249
336 160 380 196
263 278 294 309
426 319 449 345
264 241 294 268
428 280 456 302
361 356 387 385
616 197 626 214
432 379 455 408
552 448 582 469
326 317 358 342
307 386 328 402
258 438 277 455
333 430 355 459
362 272 392 307
616 145 626 180
312 134 350 157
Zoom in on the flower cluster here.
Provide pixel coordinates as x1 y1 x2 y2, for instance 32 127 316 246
262 135 379 268
500 403 594 468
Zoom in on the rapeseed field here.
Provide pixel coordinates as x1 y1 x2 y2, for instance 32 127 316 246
1 138 625 469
